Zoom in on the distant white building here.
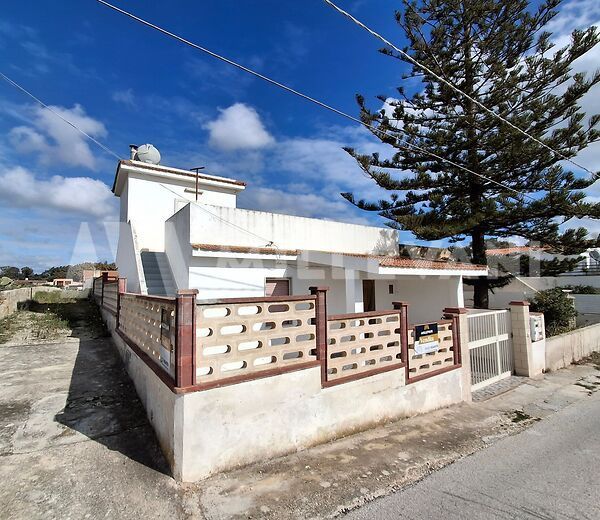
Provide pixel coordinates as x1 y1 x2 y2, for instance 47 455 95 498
114 156 486 323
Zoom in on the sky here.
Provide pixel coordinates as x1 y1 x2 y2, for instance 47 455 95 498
0 0 599 271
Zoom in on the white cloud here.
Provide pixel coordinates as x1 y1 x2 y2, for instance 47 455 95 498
204 103 274 151
238 186 371 225
8 104 108 170
112 88 136 108
0 165 117 218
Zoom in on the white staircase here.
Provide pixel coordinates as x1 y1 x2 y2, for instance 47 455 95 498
140 252 177 297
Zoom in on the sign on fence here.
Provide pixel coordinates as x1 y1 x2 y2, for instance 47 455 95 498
414 323 440 355
160 308 174 372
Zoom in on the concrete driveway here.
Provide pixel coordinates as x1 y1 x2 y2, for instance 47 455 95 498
0 313 184 519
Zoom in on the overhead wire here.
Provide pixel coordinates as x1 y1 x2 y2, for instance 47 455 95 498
95 0 537 202
322 0 600 181
0 71 122 161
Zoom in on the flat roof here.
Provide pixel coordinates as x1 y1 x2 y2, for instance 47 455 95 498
191 243 487 271
112 160 246 193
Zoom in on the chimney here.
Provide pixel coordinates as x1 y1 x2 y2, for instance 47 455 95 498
129 144 138 160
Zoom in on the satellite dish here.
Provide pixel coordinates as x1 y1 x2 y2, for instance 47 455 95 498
134 143 161 165
590 250 600 262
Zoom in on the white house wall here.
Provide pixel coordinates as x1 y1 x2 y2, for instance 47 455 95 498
188 203 399 255
165 205 192 292
115 221 143 293
188 255 462 321
124 175 238 251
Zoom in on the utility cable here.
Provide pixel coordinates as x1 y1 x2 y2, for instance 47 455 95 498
96 0 536 201
0 71 122 161
323 0 599 181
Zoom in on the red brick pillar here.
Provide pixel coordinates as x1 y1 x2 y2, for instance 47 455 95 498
310 286 329 386
393 301 410 381
175 289 198 388
116 278 127 330
443 307 471 402
443 307 467 365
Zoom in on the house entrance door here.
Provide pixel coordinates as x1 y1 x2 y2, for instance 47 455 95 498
362 280 376 312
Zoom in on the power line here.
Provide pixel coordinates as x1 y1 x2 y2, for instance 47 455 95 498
0 71 122 161
96 0 536 202
323 0 600 181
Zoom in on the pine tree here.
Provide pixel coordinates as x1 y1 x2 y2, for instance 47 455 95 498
343 0 600 307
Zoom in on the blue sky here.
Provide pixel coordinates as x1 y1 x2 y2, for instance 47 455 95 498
1 0 599 271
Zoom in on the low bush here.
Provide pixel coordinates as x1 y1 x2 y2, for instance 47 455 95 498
561 285 600 294
530 288 577 337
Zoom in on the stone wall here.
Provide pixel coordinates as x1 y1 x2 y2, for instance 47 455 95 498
0 286 62 319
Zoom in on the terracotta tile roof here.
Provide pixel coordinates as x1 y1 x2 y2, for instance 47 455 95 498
192 244 486 271
486 246 548 256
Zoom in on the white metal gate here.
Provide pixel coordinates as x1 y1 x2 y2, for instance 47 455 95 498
467 310 513 391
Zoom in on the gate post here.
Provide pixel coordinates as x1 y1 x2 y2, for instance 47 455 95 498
175 289 198 388
101 272 108 308
393 301 410 382
116 277 127 330
310 286 329 387
509 301 543 378
443 307 471 402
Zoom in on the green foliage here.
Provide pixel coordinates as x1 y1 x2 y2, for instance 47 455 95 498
20 267 33 279
0 266 19 279
530 288 577 336
562 284 600 294
0 277 12 288
343 0 600 307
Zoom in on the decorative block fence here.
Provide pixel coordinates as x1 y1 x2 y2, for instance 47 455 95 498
91 277 463 394
92 276 469 481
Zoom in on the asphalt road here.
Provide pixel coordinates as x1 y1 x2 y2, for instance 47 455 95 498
346 391 600 520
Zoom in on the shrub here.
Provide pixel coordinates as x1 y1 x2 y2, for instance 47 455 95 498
530 288 577 337
561 284 600 294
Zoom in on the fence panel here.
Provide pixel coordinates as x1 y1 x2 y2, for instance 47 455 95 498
467 310 512 390
407 321 456 380
326 311 402 382
196 296 317 384
118 293 177 378
92 276 103 302
102 281 118 315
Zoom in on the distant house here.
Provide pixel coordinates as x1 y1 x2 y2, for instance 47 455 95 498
52 278 74 288
113 157 487 323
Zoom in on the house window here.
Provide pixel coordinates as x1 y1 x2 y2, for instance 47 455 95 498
388 284 394 294
265 278 291 297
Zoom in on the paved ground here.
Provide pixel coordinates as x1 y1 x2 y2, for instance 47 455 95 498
345 390 600 519
472 375 525 402
0 299 183 519
1 297 599 519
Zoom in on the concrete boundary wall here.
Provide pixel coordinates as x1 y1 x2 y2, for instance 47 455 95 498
97 289 468 481
100 308 183 477
180 364 463 481
545 323 600 372
0 286 62 319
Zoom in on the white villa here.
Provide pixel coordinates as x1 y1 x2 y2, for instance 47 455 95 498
114 155 487 323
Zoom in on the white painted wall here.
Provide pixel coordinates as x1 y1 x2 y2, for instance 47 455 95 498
165 205 192 292
179 366 464 481
115 221 143 293
188 203 398 255
467 275 600 309
377 275 463 324
545 322 600 371
120 172 239 252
